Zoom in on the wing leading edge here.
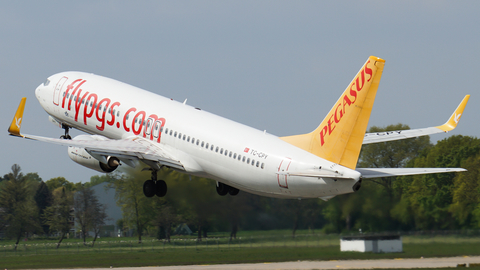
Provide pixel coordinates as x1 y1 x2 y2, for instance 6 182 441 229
363 95 470 144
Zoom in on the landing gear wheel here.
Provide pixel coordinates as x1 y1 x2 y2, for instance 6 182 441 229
155 180 167 197
143 180 156 197
60 124 72 140
216 182 229 196
228 187 239 196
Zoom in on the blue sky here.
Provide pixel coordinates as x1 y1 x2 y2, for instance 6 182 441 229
1 1 478 183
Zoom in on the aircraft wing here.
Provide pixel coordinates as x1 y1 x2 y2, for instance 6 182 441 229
356 167 466 178
8 98 184 170
362 95 470 144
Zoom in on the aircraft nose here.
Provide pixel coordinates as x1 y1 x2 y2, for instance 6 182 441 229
35 83 43 101
35 78 51 101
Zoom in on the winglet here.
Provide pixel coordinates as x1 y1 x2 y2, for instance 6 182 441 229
436 95 470 132
8 97 26 137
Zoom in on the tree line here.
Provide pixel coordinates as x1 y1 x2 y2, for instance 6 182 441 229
1 124 479 247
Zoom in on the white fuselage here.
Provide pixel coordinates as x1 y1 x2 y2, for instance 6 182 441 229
34 72 361 199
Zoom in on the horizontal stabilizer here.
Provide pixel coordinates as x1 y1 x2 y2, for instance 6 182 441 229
357 167 466 178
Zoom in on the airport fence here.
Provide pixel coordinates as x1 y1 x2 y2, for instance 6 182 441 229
2 230 480 257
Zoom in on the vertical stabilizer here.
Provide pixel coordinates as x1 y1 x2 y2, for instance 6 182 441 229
281 56 385 169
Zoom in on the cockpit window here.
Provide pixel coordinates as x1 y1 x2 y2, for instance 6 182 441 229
44 79 50 86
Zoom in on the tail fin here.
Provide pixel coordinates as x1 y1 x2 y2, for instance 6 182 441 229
281 56 385 169
8 97 26 137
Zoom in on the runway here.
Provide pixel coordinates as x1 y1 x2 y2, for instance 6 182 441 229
47 256 480 270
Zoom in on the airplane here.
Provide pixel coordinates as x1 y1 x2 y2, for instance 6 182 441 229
8 56 470 200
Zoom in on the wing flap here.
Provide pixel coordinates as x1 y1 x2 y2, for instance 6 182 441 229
357 167 466 178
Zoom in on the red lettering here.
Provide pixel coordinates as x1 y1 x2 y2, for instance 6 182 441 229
365 60 373 82
327 114 336 135
95 98 111 131
107 102 121 126
143 115 166 142
123 108 136 132
132 111 146 135
334 103 343 123
62 79 83 109
355 70 365 92
83 93 98 125
67 80 86 110
319 126 328 146
74 90 89 122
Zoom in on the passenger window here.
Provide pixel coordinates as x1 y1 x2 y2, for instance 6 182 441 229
165 128 169 134
233 153 237 159
229 151 232 158
238 155 241 161
246 158 250 164
220 148 223 154
256 161 259 167
251 160 255 166
225 150 228 156
261 163 265 169
216 147 219 153
192 138 195 144
201 141 204 147
183 135 186 140
187 136 190 142
205 143 209 149
242 156 246 162
169 130 173 136
210 145 214 151
196 139 200 146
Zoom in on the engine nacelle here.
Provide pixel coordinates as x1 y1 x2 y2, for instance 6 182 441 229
67 135 120 173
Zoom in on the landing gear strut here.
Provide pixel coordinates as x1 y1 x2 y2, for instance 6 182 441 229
60 124 72 140
216 182 239 196
143 169 167 197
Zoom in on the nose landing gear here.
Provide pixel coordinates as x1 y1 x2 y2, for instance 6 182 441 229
60 124 72 140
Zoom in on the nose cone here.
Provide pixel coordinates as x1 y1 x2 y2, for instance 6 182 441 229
35 83 44 101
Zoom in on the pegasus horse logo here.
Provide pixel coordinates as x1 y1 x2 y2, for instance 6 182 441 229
15 117 22 128
454 113 461 124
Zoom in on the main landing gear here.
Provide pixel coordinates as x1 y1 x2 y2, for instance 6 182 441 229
216 182 239 196
143 169 167 197
60 124 72 140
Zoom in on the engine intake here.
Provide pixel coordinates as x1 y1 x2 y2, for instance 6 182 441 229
67 135 120 173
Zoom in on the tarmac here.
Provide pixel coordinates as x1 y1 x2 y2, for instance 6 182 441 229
40 256 480 270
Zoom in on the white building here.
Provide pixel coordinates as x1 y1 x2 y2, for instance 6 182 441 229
340 235 402 253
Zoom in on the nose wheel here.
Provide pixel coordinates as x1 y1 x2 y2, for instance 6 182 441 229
143 169 167 197
60 124 72 140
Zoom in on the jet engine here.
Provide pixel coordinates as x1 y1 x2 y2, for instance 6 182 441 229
67 135 120 173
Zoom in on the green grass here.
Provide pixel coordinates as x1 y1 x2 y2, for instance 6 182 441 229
2 241 480 269
2 232 480 269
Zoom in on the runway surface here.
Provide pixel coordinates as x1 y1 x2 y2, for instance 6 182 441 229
42 256 480 270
